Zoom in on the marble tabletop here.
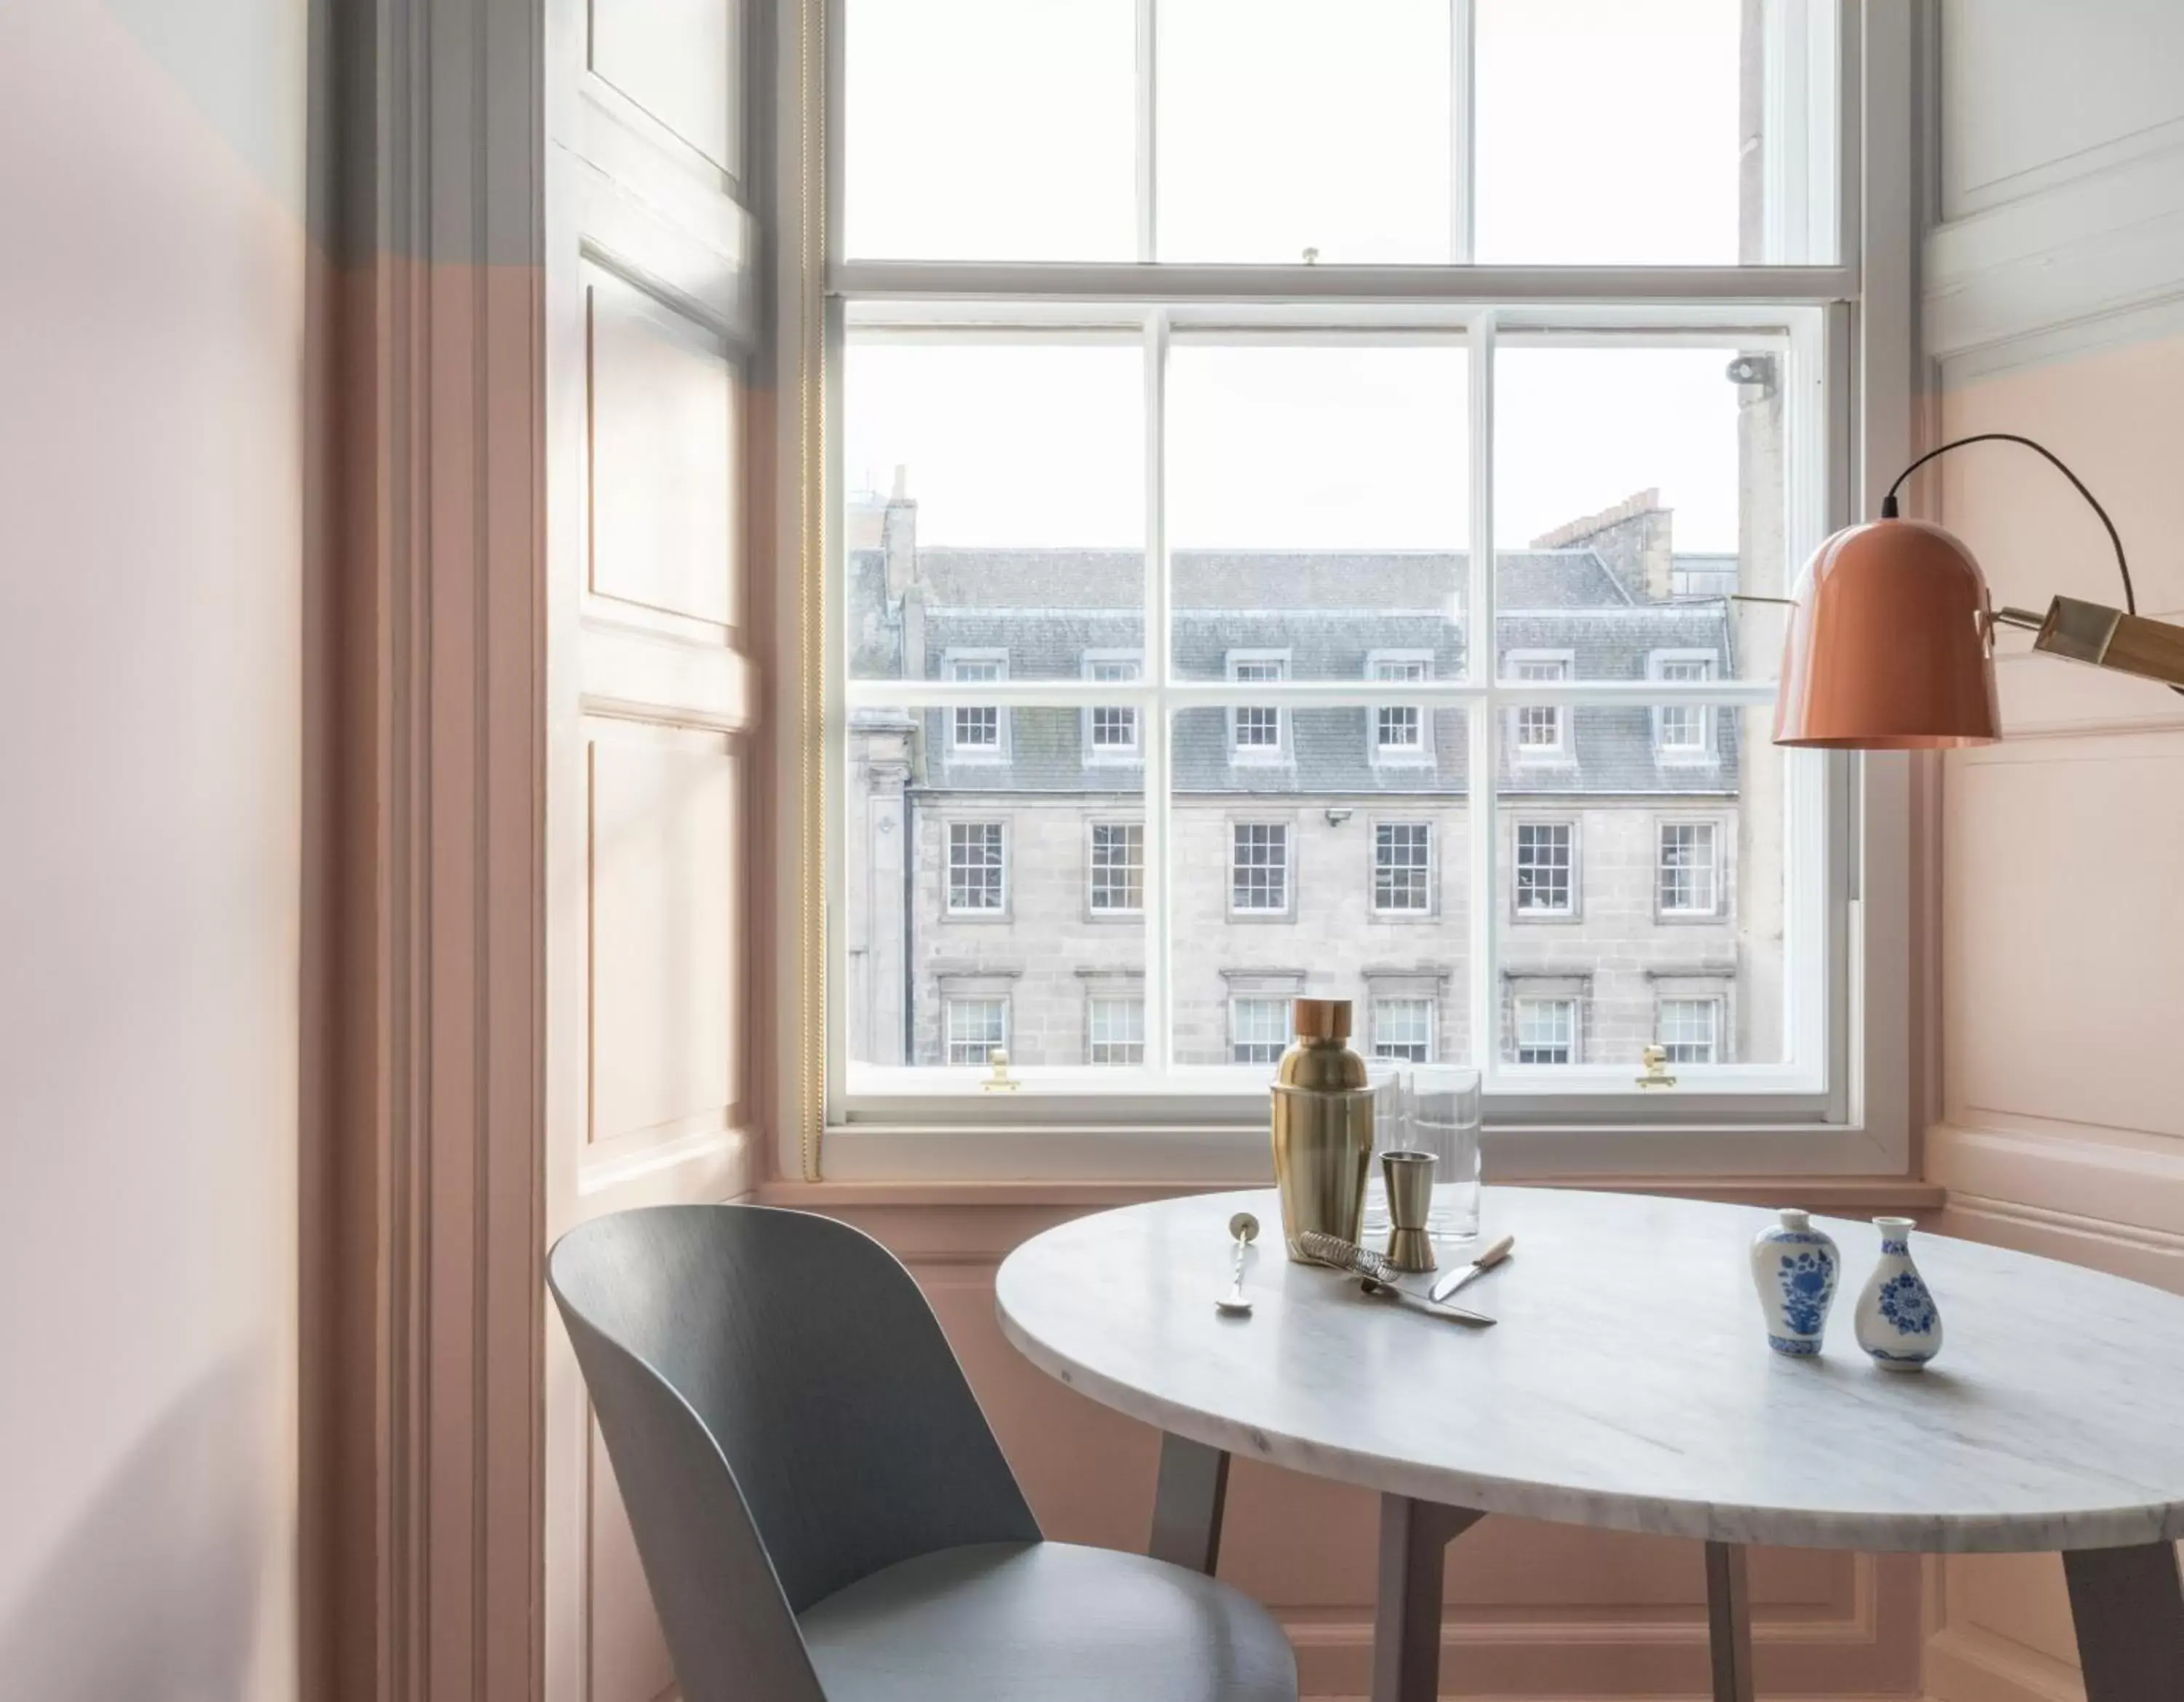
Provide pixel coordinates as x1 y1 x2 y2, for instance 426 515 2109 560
994 1187 2184 1554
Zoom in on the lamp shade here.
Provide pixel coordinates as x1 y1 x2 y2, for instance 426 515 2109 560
1773 517 2001 749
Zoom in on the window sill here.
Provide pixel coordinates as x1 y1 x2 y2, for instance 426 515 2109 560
756 1174 1944 1213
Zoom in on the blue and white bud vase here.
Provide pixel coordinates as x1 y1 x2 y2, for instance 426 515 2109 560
1854 1216 1944 1371
1749 1208 1840 1356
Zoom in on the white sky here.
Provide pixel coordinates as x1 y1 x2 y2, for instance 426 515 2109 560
843 0 1768 555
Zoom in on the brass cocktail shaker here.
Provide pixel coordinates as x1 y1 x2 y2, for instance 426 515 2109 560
1270 998 1375 1262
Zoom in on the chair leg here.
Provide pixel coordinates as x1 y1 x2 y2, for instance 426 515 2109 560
1147 1432 1230 1575
2064 1542 2184 1702
1704 1541 1756 1702
1369 1495 1485 1702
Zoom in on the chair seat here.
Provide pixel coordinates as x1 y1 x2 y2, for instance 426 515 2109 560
799 1540 1299 1702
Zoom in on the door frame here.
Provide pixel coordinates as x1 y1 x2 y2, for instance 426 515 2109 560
302 1 548 1698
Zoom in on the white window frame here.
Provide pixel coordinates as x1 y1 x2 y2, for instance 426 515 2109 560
1225 649 1291 764
1511 996 1580 1066
1657 818 1725 919
1227 818 1294 919
1511 819 1578 920
808 0 1917 1181
1088 994 1147 1066
1505 650 1574 758
1368 649 1435 765
943 819 1008 917
1649 649 1720 759
943 648 1010 763
944 996 1010 1066
1229 997 1291 1066
1372 819 1435 917
1086 819 1145 917
1372 997 1436 1065
1658 994 1724 1066
1081 649 1144 761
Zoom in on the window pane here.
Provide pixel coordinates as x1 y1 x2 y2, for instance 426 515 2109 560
845 725 1142 1069
1088 995 1147 1065
1168 344 1468 680
1499 706 1787 1067
1171 711 1469 1066
1372 997 1435 1064
1495 344 1789 685
844 0 1136 261
1158 0 1451 262
1474 0 1838 265
845 338 1144 681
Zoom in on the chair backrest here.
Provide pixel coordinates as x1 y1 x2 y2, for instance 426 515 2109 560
546 1205 1040 1702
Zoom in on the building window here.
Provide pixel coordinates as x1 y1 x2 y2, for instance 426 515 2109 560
1230 997 1290 1066
1372 998 1434 1064
946 997 1008 1066
1230 822 1290 914
1083 652 1141 758
1658 996 1721 1064
947 654 1006 756
1088 996 1147 1065
1370 653 1431 759
1227 653 1288 759
1508 654 1570 754
1514 822 1574 917
1088 822 1144 914
1658 821 1720 916
946 821 1006 913
831 1 1859 1129
1652 653 1717 756
1374 822 1432 914
1513 997 1578 1065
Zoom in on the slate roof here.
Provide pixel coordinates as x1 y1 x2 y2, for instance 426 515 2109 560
850 547 1744 799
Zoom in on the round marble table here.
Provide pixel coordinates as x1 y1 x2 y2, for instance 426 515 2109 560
995 1187 2184 1702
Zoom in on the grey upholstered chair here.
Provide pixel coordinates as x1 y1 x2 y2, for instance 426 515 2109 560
547 1203 1299 1702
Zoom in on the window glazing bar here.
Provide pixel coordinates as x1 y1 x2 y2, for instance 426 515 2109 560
830 261 1860 306
842 679 1781 710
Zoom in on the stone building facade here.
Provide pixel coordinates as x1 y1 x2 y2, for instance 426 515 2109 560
844 488 1780 1074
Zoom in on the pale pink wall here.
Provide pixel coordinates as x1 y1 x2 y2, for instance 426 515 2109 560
1926 334 2184 1702
0 2 305 1697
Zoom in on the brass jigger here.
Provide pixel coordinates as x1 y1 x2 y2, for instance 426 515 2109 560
1380 1149 1439 1272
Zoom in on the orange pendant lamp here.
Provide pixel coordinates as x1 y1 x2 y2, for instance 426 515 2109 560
1773 433 2184 750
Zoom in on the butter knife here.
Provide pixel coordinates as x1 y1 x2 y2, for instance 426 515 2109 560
1429 1232 1516 1305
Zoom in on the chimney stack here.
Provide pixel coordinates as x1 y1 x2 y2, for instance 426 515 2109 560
1530 489 1674 603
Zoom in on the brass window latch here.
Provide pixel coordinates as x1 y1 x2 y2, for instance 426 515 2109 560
981 1048 1021 1092
1636 1045 1677 1091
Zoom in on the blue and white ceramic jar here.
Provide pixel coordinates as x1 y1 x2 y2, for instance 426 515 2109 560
1854 1216 1944 1371
1749 1208 1840 1356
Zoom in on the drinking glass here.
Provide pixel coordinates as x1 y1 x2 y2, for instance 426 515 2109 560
1361 1062 1409 1239
1411 1066 1482 1240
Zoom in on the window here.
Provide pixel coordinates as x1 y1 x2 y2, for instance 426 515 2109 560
1084 653 1142 759
1371 654 1431 759
1652 654 1717 756
946 822 1006 914
1230 997 1289 1066
948 654 1006 757
1513 997 1577 1066
1658 996 1721 1065
946 997 1008 1066
831 0 1870 1147
1658 821 1720 916
1088 823 1144 914
1227 654 1288 760
1514 822 1574 917
1230 822 1290 914
1374 822 1432 914
1088 996 1147 1066
1507 655 1569 755
1372 998 1434 1064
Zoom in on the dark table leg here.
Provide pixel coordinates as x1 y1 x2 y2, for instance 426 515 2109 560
1704 1541 1756 1702
1148 1433 1231 1575
2064 1541 2184 1702
1369 1495 1486 1702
